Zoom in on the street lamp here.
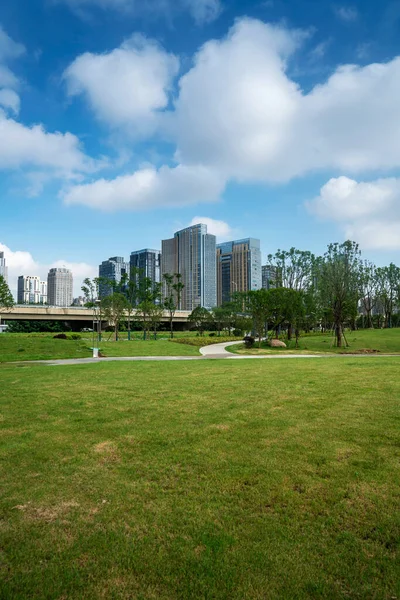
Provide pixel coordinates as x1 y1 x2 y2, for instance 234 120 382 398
92 299 101 358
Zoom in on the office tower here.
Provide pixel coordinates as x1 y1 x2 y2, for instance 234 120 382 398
98 256 129 297
47 268 73 306
262 265 277 290
216 238 262 305
161 223 217 311
0 251 8 283
130 249 161 291
17 276 47 304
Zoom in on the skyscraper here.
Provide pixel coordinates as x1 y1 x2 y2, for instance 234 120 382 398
47 268 73 306
130 249 161 292
0 251 8 283
17 276 47 304
161 223 217 311
216 238 262 305
262 265 277 290
98 256 129 297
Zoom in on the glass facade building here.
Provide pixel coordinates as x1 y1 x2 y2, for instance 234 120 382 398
262 265 277 290
130 249 161 294
161 223 217 311
98 256 129 297
0 251 7 283
216 238 262 305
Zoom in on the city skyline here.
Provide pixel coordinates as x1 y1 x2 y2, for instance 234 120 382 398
1 0 400 297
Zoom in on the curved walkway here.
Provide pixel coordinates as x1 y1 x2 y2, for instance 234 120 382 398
13 339 399 366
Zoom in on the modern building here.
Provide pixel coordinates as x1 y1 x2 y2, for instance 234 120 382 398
47 268 73 306
262 265 277 290
216 238 262 305
98 256 129 297
0 251 8 283
161 223 217 311
72 296 86 306
17 275 47 304
130 249 161 293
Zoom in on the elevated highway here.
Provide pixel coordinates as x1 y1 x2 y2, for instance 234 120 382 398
1 305 192 330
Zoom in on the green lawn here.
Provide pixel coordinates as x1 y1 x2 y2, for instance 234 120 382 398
228 327 400 355
0 359 399 599
0 333 199 362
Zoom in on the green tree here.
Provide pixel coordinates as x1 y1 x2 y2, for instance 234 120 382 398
317 241 361 347
244 289 270 347
101 292 130 341
0 275 15 326
358 261 379 328
376 263 400 328
188 306 212 335
163 273 184 339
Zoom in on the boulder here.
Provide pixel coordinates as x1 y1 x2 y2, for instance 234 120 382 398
270 339 287 348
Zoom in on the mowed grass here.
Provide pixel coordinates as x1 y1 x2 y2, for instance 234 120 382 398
1 359 399 599
0 333 199 362
229 327 400 355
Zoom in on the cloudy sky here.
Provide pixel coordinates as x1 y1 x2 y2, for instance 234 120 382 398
1 0 400 294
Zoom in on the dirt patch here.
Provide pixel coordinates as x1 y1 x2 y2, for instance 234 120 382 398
94 441 120 463
13 500 79 522
340 348 380 354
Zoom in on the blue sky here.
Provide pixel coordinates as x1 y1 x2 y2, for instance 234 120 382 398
1 0 400 293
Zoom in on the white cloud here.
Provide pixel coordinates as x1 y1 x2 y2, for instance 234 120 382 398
307 176 400 250
0 88 19 113
59 0 222 24
63 163 225 210
64 18 400 212
188 216 233 240
64 35 179 133
334 6 358 22
0 26 25 60
0 242 97 296
0 26 23 116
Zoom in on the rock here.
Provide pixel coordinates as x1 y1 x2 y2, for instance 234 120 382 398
270 339 287 348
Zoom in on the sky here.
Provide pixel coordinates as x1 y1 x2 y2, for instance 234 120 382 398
1 0 400 295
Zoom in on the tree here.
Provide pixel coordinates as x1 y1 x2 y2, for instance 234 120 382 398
118 267 142 340
358 261 379 329
0 276 15 324
136 280 163 340
101 292 130 341
81 277 104 344
244 289 270 347
376 263 400 328
163 273 184 339
316 241 361 347
188 306 212 335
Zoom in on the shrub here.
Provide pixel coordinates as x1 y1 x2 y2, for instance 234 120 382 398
69 333 82 340
170 336 243 347
209 332 216 337
53 333 68 339
243 335 255 348
233 328 243 336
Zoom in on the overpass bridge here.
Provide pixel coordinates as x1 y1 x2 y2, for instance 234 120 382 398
1 305 192 331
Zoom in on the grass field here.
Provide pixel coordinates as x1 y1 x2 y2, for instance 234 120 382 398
228 327 400 355
0 332 200 362
1 358 399 599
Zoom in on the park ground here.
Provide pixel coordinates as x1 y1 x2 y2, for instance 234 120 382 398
0 357 399 599
1 328 400 363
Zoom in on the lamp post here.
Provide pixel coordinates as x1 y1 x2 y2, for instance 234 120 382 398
92 299 101 358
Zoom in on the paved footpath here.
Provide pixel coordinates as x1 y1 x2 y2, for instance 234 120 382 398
13 340 399 366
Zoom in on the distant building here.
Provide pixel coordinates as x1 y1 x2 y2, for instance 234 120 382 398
17 275 47 304
72 296 86 306
216 238 262 305
98 256 129 297
262 265 277 290
161 223 217 311
0 251 8 283
47 268 73 306
130 249 161 295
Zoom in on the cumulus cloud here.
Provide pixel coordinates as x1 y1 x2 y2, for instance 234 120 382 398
188 216 233 240
0 88 19 113
63 163 225 210
0 242 97 296
59 0 222 24
307 176 400 250
64 35 179 133
0 26 24 115
57 17 400 212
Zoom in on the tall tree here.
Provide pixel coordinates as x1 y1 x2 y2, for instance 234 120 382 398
358 261 379 328
376 263 400 328
244 289 270 347
0 276 15 324
163 273 184 339
317 241 361 347
101 292 130 341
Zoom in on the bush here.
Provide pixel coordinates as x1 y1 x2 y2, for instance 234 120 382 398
69 333 82 340
171 336 243 348
243 335 255 349
53 333 68 339
209 332 216 337
233 328 243 336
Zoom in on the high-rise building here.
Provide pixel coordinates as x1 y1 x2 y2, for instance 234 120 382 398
0 251 8 283
98 256 129 297
216 238 262 305
262 265 277 290
161 223 217 311
47 268 73 306
17 276 47 304
130 249 161 292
